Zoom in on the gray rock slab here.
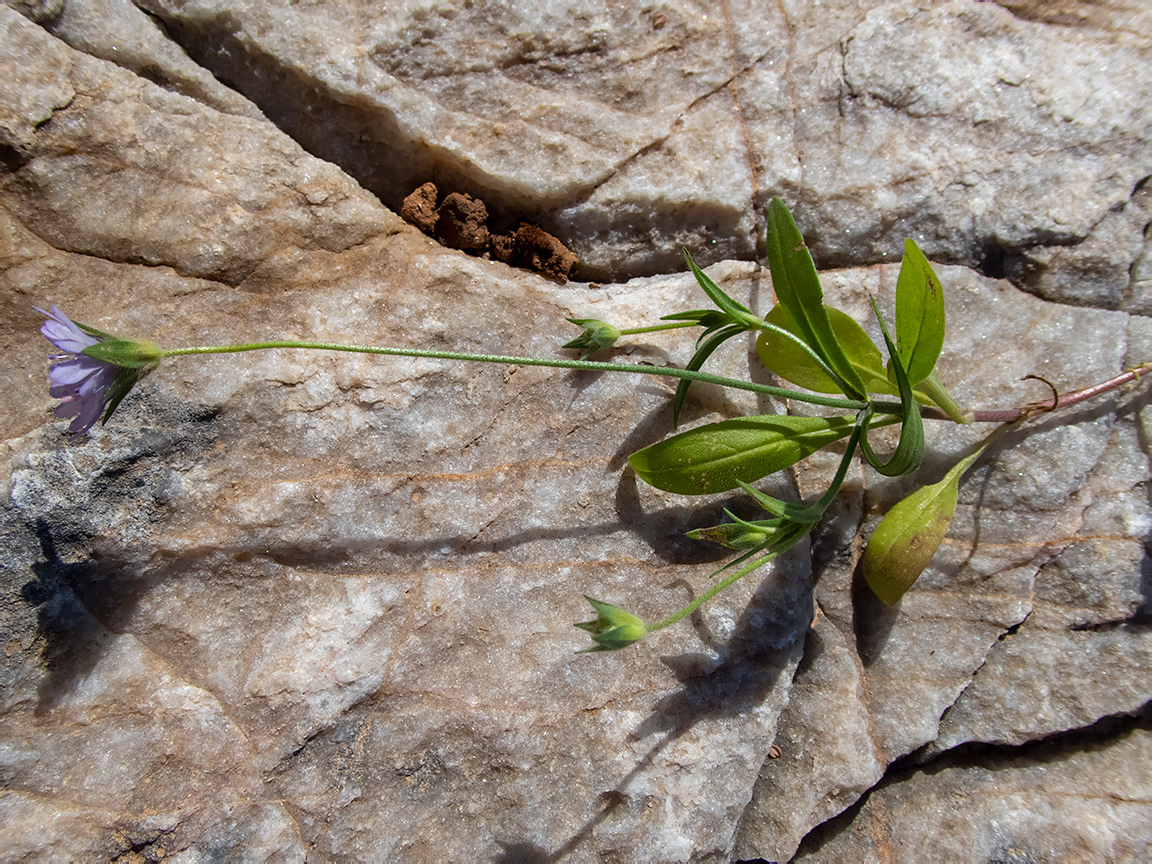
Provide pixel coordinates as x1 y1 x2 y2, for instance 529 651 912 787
793 725 1152 864
76 0 1148 301
1 4 1149 861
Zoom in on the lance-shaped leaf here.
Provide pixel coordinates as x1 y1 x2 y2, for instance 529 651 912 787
670 323 748 428
859 298 924 477
863 442 989 604
756 303 892 395
629 414 858 495
683 250 758 326
764 198 867 400
894 239 945 386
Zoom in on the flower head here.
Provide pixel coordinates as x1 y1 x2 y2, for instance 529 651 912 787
37 305 160 437
562 318 620 359
575 596 647 652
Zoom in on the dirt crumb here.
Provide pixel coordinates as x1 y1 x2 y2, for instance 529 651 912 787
490 232 516 263
514 223 578 283
401 182 439 233
436 192 490 251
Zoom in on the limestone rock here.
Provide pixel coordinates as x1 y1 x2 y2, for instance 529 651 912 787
794 725 1152 863
1 3 1150 861
5 0 263 121
114 0 1152 300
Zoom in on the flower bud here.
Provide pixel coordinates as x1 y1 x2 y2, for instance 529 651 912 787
687 517 782 550
574 596 647 652
81 337 164 369
562 318 620 359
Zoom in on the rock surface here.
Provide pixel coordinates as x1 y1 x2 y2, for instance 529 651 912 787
1 2 1149 862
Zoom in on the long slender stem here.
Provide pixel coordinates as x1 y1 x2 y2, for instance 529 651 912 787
920 363 1152 423
161 340 871 412
647 547 789 632
617 322 698 336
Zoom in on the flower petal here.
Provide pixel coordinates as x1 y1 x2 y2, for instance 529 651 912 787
76 365 116 400
48 356 105 388
68 391 105 435
37 306 98 354
54 396 83 419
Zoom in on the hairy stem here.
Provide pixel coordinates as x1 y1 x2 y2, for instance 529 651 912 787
161 340 870 411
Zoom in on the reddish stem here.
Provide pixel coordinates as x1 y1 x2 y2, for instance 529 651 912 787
922 363 1152 424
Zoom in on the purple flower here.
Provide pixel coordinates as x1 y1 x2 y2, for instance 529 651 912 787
36 306 160 437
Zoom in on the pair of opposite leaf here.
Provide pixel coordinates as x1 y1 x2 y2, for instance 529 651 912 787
610 199 975 605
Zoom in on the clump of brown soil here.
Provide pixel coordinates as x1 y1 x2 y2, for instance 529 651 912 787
400 182 439 233
436 192 490 251
498 223 578 282
399 183 578 282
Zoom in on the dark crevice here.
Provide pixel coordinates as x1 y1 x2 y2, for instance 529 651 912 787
148 11 619 275
791 702 1152 862
977 242 1027 281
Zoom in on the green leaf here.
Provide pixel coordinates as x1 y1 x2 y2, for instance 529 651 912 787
628 414 858 495
683 250 757 326
862 473 958 605
862 440 988 604
671 323 747 428
858 298 924 477
756 304 892 395
764 198 867 400
734 479 822 524
894 239 945 386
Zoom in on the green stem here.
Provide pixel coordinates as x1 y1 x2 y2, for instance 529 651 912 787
617 322 698 336
647 548 789 633
160 340 871 412
917 369 969 424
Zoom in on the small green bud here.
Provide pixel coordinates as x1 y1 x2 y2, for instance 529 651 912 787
574 596 647 652
82 338 164 369
687 513 785 550
562 318 620 359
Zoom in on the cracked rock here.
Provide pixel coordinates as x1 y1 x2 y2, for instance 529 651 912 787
1 2 1150 861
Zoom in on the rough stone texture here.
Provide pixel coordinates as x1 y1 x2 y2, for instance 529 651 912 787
794 723 1152 863
4 0 263 121
1 3 1150 862
98 0 1151 301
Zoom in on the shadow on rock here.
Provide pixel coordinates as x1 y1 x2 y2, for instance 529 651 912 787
539 550 812 860
23 518 148 715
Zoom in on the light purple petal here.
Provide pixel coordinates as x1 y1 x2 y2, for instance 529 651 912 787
68 391 105 435
36 305 99 354
76 365 116 400
54 397 83 419
48 356 106 388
